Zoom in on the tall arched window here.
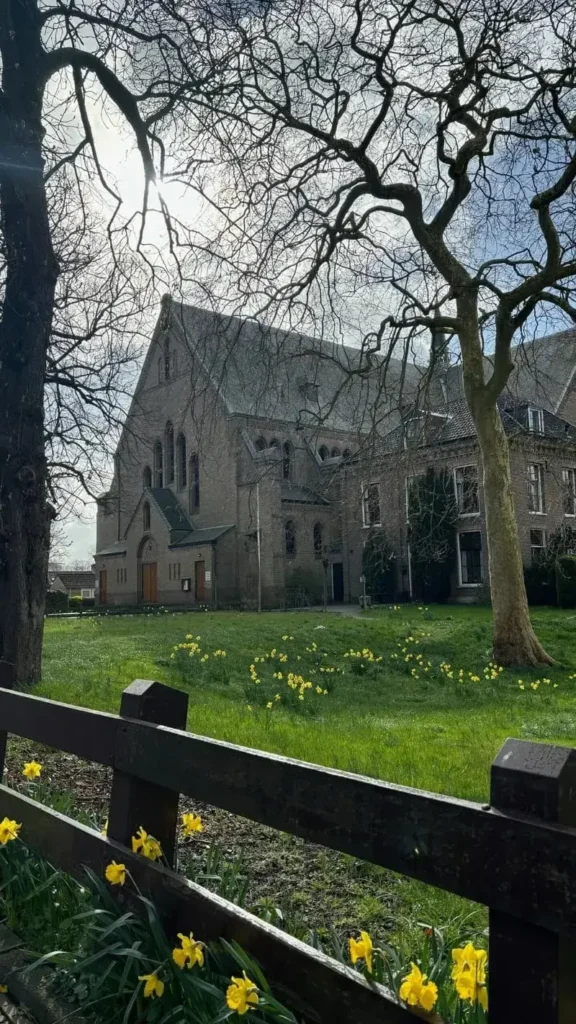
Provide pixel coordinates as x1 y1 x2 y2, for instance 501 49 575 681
165 421 175 483
318 445 329 461
255 436 267 451
285 520 296 557
143 466 152 489
153 441 163 488
342 448 351 459
282 441 292 479
164 338 171 380
189 453 200 511
313 522 323 559
143 501 151 532
176 433 187 490
269 438 279 449
331 447 341 458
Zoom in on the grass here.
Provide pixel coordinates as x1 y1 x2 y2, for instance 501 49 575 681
35 604 576 945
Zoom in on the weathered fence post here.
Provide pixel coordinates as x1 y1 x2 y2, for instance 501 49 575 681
108 680 189 867
489 738 576 1023
0 661 15 779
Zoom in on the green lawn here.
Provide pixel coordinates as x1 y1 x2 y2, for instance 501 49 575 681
36 605 576 943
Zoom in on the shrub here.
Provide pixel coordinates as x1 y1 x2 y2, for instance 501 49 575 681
556 555 576 608
408 468 458 603
362 531 396 602
69 595 83 607
524 564 556 606
46 590 69 613
285 566 323 603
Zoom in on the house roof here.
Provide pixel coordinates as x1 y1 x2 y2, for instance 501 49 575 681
171 302 423 433
281 482 330 505
169 525 235 548
94 543 127 558
53 571 96 590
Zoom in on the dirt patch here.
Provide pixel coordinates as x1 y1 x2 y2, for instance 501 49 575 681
4 738 399 937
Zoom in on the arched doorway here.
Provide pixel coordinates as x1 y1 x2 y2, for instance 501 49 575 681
138 535 158 603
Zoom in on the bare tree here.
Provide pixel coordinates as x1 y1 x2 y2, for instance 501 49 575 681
0 0 216 683
184 0 576 663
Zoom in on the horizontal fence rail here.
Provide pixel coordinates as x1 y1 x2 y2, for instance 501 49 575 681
1 673 576 1022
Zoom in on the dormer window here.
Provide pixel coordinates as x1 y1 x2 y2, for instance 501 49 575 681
404 416 424 447
529 407 544 434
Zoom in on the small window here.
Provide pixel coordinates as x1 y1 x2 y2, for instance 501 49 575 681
458 531 483 585
81 588 94 598
454 466 479 515
562 468 576 516
153 441 163 488
404 417 424 446
269 438 279 449
527 463 546 513
255 436 267 451
331 447 341 458
529 407 544 434
318 445 329 461
342 449 351 459
313 522 323 559
177 433 187 490
143 465 152 489
285 520 296 557
143 501 151 532
282 441 292 479
189 453 200 511
362 483 381 527
165 421 175 484
530 529 547 564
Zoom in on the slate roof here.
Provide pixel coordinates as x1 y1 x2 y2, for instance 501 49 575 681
171 302 422 433
52 571 96 590
281 482 330 505
149 488 194 533
94 542 127 557
169 525 235 548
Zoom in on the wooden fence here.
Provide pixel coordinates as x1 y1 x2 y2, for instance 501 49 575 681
1 660 576 1023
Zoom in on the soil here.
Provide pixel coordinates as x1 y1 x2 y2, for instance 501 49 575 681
4 738 400 939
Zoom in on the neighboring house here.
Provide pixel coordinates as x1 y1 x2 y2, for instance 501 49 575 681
50 571 96 600
94 297 576 606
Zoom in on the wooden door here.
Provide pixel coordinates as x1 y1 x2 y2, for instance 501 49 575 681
142 562 158 603
195 560 206 602
99 570 107 605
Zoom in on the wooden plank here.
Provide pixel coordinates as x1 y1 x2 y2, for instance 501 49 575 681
108 681 188 866
0 690 117 766
0 662 15 778
489 739 576 1023
0 785 436 1024
115 720 576 935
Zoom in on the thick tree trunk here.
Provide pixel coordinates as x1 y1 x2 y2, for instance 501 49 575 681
0 0 58 685
474 402 553 666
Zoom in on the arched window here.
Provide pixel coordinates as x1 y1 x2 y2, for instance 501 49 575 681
342 449 351 459
189 453 200 511
285 520 296 557
164 338 171 381
282 441 292 479
176 433 187 490
318 445 329 461
165 421 175 483
255 436 267 451
153 441 163 488
313 522 323 559
143 501 151 532
331 447 341 458
269 438 279 449
143 466 152 489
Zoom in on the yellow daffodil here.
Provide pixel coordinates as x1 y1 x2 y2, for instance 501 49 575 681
0 818 21 845
182 812 203 835
132 826 162 861
226 972 259 1015
452 943 488 1009
172 932 204 969
0 984 7 994
266 701 274 709
348 930 373 973
399 963 438 1011
138 971 164 999
22 760 42 780
105 861 126 886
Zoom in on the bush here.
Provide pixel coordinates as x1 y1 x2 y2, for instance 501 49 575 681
81 597 95 608
69 595 83 607
556 555 576 608
408 468 457 603
45 590 69 613
285 566 323 604
362 531 396 602
524 564 556 606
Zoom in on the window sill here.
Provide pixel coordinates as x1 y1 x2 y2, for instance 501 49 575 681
564 513 576 518
528 511 547 516
458 582 483 588
457 511 480 518
362 523 382 529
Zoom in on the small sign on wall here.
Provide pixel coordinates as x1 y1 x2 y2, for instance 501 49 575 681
182 578 191 592
205 570 212 585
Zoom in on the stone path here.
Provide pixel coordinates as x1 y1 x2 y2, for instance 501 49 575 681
0 996 35 1024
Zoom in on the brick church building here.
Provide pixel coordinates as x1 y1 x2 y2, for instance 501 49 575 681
95 296 576 607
